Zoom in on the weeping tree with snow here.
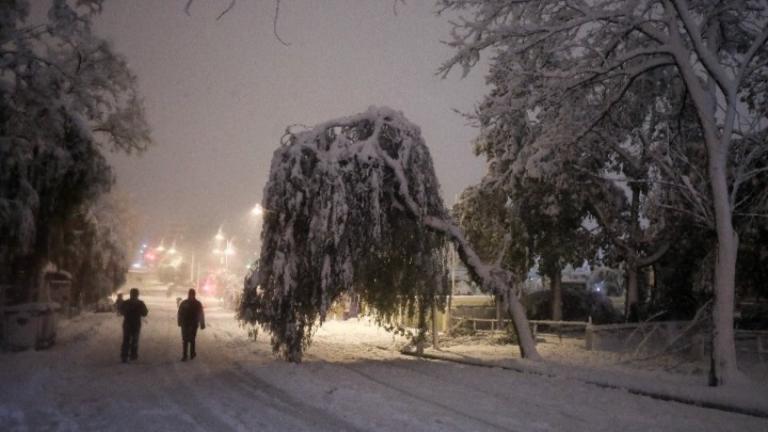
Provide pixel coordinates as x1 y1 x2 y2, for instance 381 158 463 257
438 0 768 386
239 107 540 362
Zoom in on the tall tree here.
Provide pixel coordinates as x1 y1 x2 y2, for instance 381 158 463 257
0 0 150 301
438 0 768 386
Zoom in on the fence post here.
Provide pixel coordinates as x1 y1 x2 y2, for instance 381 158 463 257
431 301 439 350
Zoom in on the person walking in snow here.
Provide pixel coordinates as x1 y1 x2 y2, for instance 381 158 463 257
177 288 205 361
121 288 148 363
115 293 124 316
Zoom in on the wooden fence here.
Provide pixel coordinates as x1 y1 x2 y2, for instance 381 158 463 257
449 316 588 342
449 315 767 360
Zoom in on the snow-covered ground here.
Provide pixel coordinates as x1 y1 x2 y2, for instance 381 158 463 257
2 293 767 431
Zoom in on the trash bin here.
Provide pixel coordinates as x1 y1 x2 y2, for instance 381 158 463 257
2 302 60 351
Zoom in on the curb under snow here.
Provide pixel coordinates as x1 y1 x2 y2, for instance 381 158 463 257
400 349 768 420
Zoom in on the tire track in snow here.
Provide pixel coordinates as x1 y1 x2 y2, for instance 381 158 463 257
144 304 239 432
303 352 519 432
224 365 363 432
197 323 364 431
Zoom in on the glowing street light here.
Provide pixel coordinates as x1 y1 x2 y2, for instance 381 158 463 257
214 226 225 242
251 203 264 217
155 239 166 253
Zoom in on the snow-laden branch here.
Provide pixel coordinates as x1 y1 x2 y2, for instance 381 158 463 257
669 0 734 98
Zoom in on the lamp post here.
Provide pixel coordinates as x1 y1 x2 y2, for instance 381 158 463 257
224 239 235 270
212 226 236 272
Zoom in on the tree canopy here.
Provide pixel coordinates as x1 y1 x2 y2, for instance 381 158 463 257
1 0 150 302
438 0 768 385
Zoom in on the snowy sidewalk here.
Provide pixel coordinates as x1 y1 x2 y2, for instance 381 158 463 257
410 337 768 419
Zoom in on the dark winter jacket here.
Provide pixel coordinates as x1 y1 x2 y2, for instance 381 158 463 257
178 298 205 329
122 298 148 330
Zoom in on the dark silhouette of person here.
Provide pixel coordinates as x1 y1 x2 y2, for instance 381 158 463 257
115 293 124 316
121 288 148 363
177 289 205 361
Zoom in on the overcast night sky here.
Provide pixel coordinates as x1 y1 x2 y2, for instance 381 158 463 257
95 0 488 244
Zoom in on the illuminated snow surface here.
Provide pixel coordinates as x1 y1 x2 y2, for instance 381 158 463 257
1 291 767 431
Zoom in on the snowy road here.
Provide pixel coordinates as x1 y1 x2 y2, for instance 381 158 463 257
2 294 767 432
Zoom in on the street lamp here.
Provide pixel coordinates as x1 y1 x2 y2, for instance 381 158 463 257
251 203 264 217
224 239 235 270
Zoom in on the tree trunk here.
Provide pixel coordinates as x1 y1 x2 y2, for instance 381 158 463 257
551 270 562 322
416 303 427 356
708 154 740 386
429 216 539 359
625 265 639 322
431 301 439 350
495 294 503 330
501 288 539 358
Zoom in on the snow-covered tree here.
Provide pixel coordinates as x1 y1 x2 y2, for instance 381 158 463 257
453 186 531 280
454 80 598 322
1 0 150 301
239 107 540 362
438 0 768 386
55 192 138 305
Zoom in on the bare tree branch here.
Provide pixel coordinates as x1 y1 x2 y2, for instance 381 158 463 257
216 0 236 21
269 0 290 46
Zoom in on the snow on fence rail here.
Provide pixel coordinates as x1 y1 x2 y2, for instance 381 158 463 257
451 315 767 360
586 321 768 359
450 316 588 341
584 320 701 355
735 330 768 361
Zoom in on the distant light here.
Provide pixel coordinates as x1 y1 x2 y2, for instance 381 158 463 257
145 252 156 261
215 227 225 241
168 247 177 255
141 243 147 248
132 263 142 268
212 248 222 255
251 204 264 217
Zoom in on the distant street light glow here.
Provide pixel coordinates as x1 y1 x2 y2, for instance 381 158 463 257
251 204 264 217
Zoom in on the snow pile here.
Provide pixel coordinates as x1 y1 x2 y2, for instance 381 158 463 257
240 107 449 362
